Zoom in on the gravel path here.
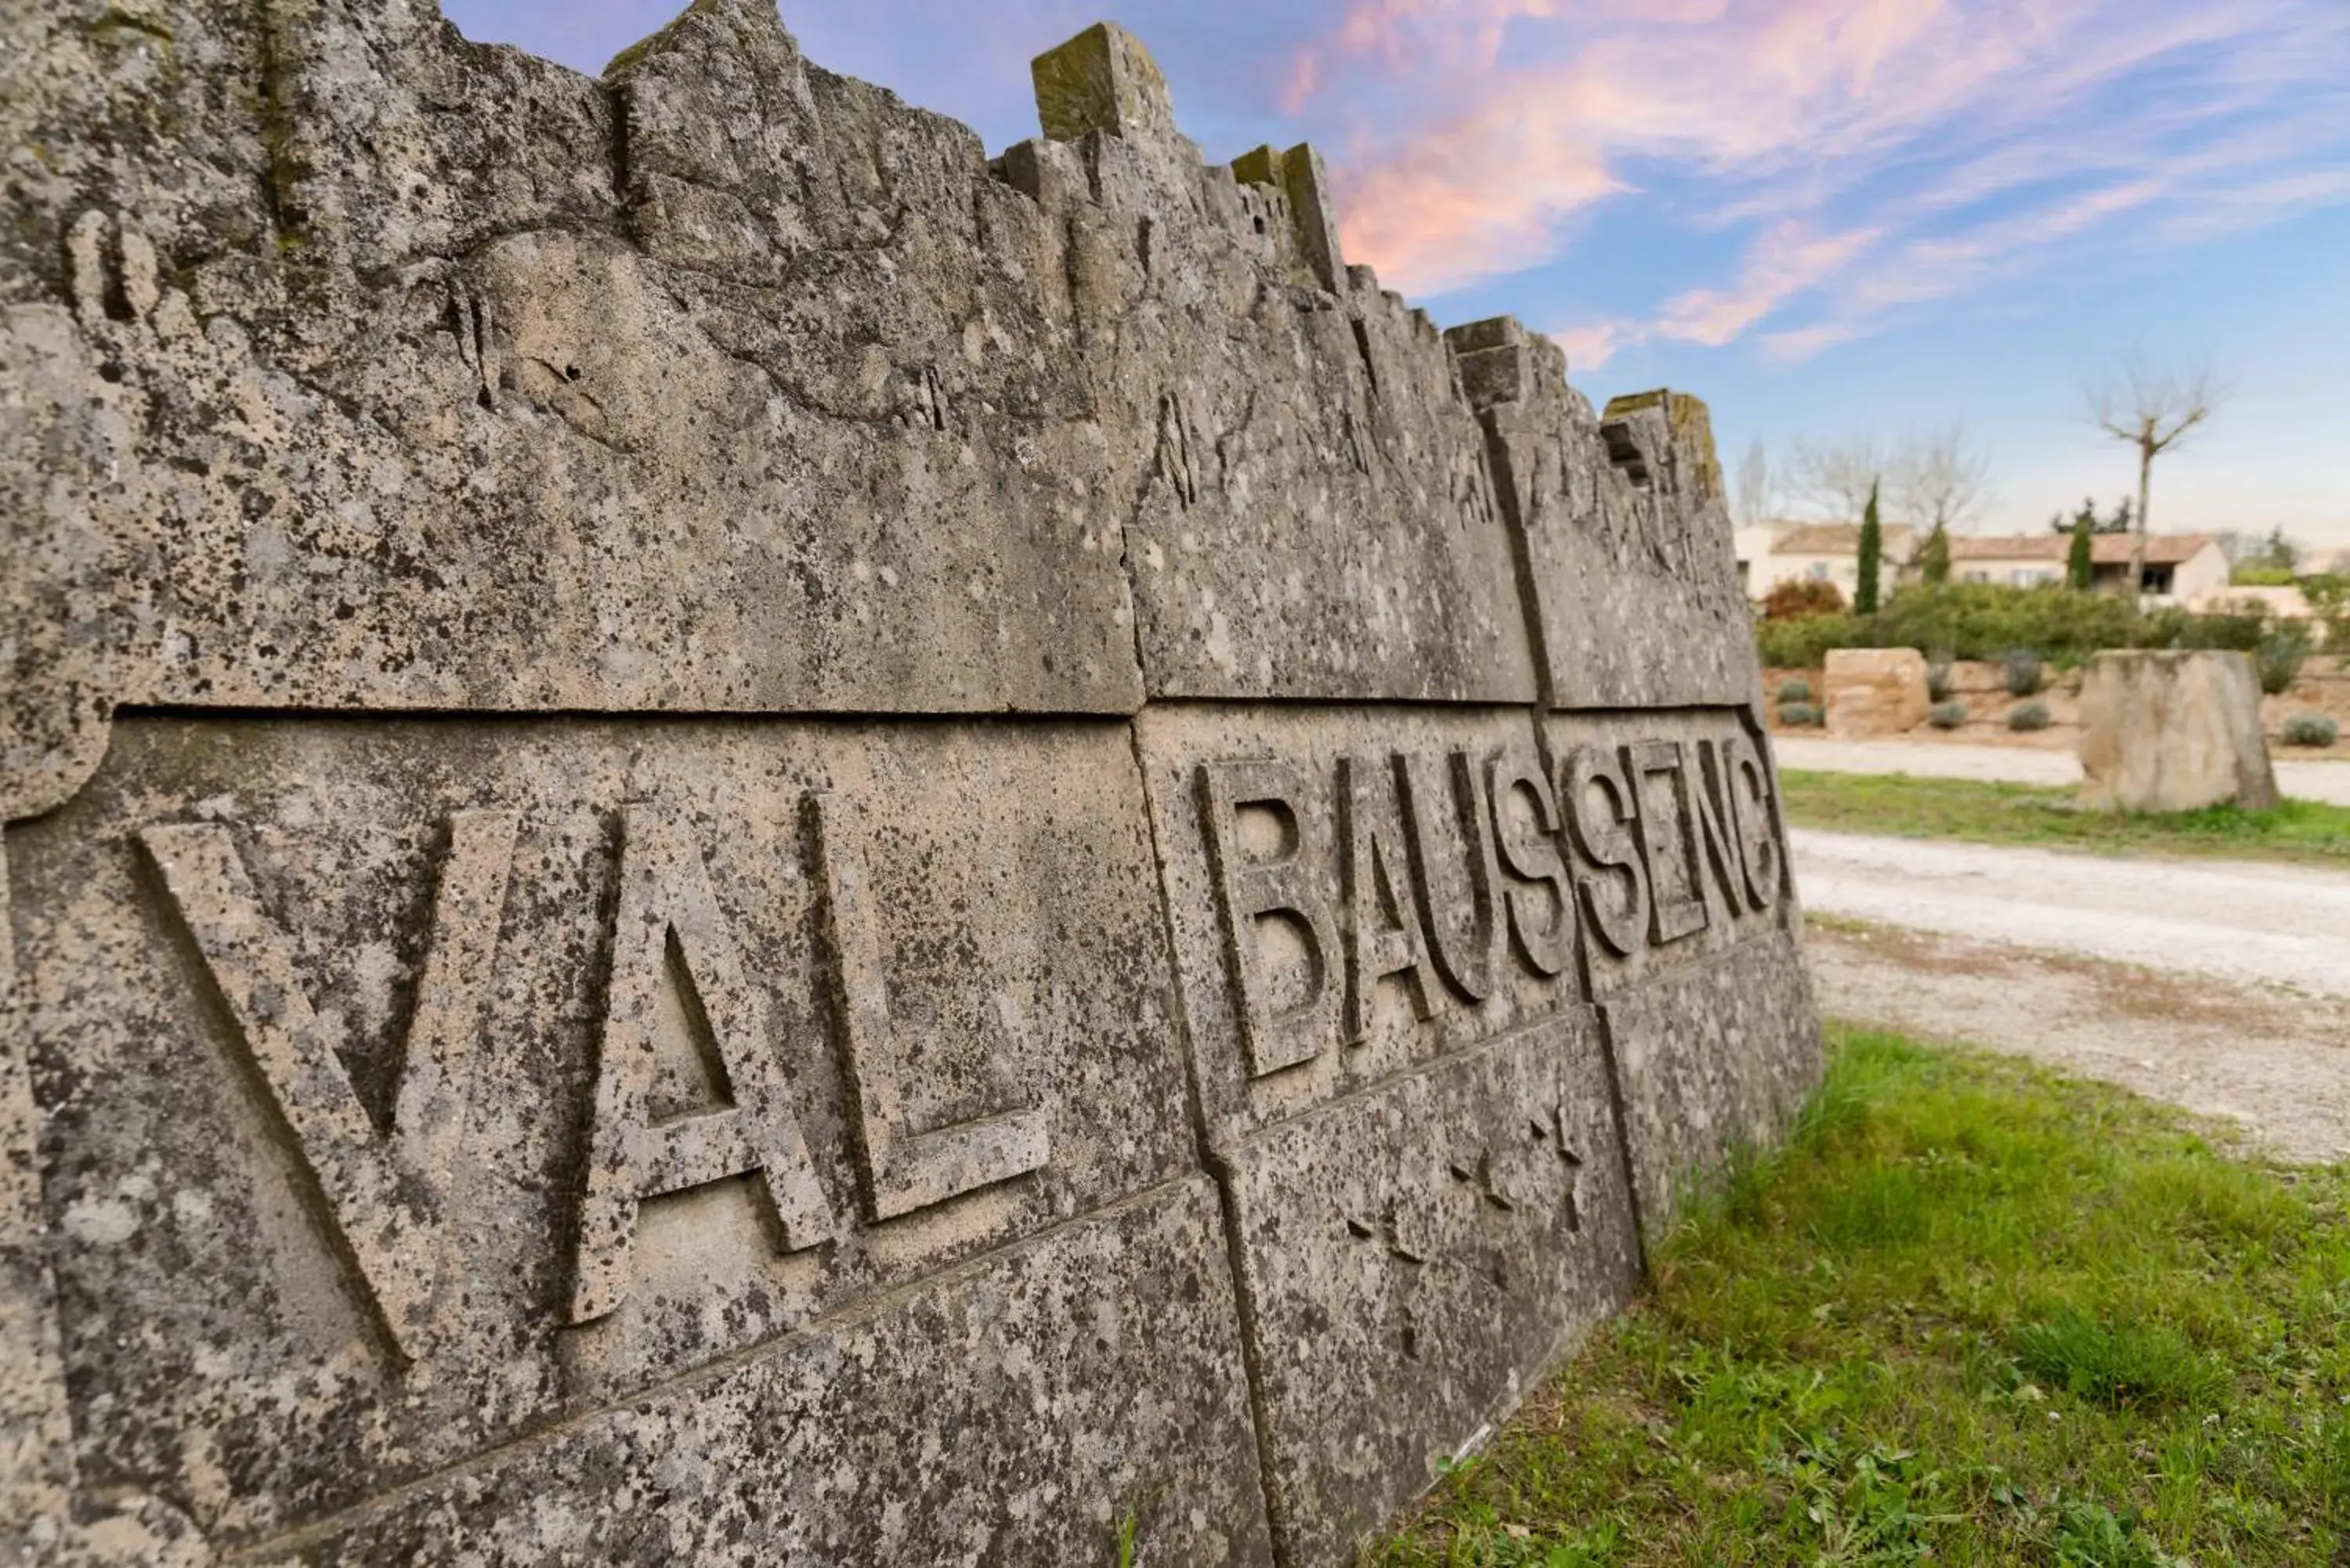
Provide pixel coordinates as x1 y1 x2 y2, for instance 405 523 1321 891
1776 735 2350 805
1808 923 2350 1165
1794 829 2350 999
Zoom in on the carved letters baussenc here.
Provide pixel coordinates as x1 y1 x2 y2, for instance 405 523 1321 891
1197 746 1574 1075
569 806 835 1325
1198 761 1342 1078
808 793 1050 1223
1623 741 1708 946
1340 754 1439 1044
1560 746 1647 960
141 811 519 1361
1556 729 1787 962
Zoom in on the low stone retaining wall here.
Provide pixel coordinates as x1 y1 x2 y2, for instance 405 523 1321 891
1 9 1820 1563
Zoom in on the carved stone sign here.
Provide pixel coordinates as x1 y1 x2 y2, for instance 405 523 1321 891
1 7 1820 1564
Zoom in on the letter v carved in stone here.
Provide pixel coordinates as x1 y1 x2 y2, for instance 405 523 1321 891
140 811 518 1364
808 793 1050 1223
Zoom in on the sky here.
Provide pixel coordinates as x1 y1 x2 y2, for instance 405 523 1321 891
444 0 2350 548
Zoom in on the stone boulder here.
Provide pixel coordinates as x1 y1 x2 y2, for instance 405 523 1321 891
1824 649 1931 737
2078 650 2280 812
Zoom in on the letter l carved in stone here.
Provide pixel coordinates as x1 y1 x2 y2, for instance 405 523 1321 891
141 811 518 1362
808 793 1050 1223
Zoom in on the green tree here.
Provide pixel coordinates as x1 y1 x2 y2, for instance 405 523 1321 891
1856 481 1884 614
2067 504 2096 590
1920 520 1951 585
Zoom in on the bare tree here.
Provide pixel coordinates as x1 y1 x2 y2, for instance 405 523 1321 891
1733 438 1775 530
1784 434 1886 522
2085 353 2227 598
1890 423 1993 533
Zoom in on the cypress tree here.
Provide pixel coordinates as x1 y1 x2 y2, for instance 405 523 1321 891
1856 481 1883 614
2067 506 2096 590
1920 521 1951 585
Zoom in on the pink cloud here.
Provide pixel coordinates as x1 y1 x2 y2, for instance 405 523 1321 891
1656 222 1881 345
1296 0 2350 351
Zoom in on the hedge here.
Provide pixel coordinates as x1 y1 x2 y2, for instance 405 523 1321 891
1755 583 2276 670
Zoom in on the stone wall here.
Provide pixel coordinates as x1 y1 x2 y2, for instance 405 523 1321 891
0 5 1820 1563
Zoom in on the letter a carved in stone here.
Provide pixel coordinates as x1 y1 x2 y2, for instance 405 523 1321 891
1197 761 1341 1077
569 807 834 1324
1340 753 1438 1042
141 811 519 1363
808 793 1050 1222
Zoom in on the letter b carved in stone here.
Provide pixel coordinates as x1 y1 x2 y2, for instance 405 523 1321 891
1197 761 1341 1077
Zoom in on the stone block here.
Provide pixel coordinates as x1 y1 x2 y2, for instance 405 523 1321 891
1031 21 1180 144
1136 703 1639 1561
0 0 1145 742
1448 319 1759 710
5 714 1234 1550
1058 59 1538 704
1223 1018 1638 1563
1600 930 1823 1237
2078 650 2281 812
1824 649 1932 737
240 1180 1270 1565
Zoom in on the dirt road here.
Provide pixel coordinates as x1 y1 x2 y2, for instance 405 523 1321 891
1793 829 2350 998
1776 735 2350 806
1807 923 2350 1165
1793 829 2350 1162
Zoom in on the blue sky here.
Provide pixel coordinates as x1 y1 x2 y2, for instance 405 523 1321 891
446 0 2350 546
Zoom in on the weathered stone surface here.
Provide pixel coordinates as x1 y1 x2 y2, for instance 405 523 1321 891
1543 709 1795 997
1600 930 1823 1237
1451 317 1759 710
1222 1018 1637 1563
2 5 1830 1561
243 1180 1271 1566
1137 705 1578 1152
2079 650 2280 813
8 714 1231 1552
0 0 1144 761
1136 703 1636 1561
1824 649 1932 738
1002 69 1538 703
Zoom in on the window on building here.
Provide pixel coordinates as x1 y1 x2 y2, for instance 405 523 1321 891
1807 563 1830 582
1963 570 1990 584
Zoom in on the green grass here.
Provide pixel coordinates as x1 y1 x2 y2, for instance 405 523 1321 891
1780 768 2350 865
1371 1028 2350 1566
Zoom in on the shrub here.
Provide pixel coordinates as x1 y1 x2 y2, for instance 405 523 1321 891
2254 622 2312 695
2283 714 2339 748
1776 677 1812 704
2142 605 2269 653
1757 612 1861 670
1777 701 1821 728
2004 648 2044 696
1928 701 1967 730
1761 578 1845 620
2009 700 2051 732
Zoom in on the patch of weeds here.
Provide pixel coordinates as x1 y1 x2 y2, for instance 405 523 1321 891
1372 1028 2350 1566
2010 1310 2219 1409
1778 769 2350 866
